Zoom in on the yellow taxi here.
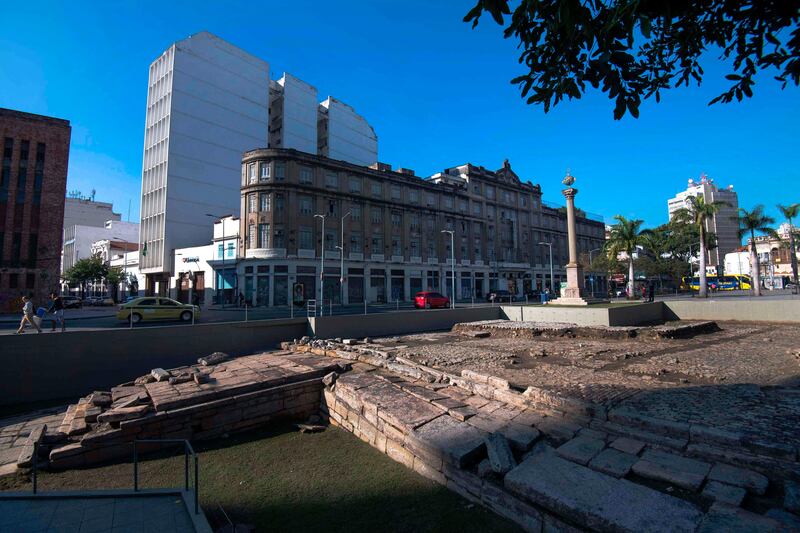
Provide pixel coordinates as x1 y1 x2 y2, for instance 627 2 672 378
116 297 200 324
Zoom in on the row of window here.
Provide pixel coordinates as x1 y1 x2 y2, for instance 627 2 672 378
243 160 540 212
1 138 46 209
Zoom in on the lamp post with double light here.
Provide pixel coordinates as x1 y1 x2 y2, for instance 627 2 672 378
336 211 351 306
539 241 554 294
589 247 601 297
314 214 326 314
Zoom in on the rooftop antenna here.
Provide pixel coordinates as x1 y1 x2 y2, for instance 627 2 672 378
127 199 131 222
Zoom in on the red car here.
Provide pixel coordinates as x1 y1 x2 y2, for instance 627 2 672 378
414 291 450 309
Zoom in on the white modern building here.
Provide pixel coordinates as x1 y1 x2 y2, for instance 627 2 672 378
139 31 379 296
109 250 141 299
61 196 122 275
169 216 239 305
667 174 740 268
725 223 799 288
62 220 139 272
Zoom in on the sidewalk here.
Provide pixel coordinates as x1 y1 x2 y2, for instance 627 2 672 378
0 307 115 323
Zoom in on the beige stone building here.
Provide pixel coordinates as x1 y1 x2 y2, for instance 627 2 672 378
234 148 605 306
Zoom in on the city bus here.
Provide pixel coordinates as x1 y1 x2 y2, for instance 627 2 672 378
682 275 752 291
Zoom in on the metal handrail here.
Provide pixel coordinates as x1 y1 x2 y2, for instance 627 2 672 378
133 439 199 515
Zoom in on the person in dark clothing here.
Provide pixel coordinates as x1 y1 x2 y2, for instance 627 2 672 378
192 291 200 308
47 292 66 332
648 280 656 302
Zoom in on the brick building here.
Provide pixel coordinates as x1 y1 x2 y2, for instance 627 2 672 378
0 108 71 311
224 148 605 307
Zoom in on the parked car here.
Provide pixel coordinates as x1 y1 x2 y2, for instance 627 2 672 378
82 296 100 306
61 295 83 309
116 297 200 324
96 296 115 306
413 291 450 309
487 290 515 303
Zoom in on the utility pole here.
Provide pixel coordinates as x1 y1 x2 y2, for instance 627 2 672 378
314 214 326 315
442 230 455 308
539 241 554 293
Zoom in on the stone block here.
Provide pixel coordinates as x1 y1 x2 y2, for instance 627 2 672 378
448 406 477 422
632 449 711 491
468 413 507 434
386 439 415 469
408 414 485 469
461 369 490 383
487 376 510 390
481 481 543 533
378 393 445 433
198 352 229 366
785 480 800 514
412 456 446 485
96 405 150 424
486 433 516 475
151 368 171 382
537 418 580 445
505 452 703 532
90 392 112 407
697 503 782 533
702 481 746 506
477 459 493 478
609 437 645 456
708 463 769 496
588 448 637 478
431 397 467 410
765 509 800 530
556 436 605 466
500 422 541 452
443 463 483 498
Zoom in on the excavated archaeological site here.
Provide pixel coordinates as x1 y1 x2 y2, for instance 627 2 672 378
2 318 800 532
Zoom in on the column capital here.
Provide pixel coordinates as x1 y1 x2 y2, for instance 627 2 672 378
562 187 579 198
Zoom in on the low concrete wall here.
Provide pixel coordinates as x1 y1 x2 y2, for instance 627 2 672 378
0 318 308 406
501 303 663 326
308 306 502 339
663 299 800 323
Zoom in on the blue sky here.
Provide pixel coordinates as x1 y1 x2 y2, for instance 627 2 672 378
1 0 798 229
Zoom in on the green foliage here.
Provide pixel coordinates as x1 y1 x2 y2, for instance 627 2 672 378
62 254 108 288
604 215 649 259
464 0 800 119
736 205 778 241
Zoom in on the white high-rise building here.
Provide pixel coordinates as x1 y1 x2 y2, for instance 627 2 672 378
139 31 271 294
667 174 740 268
139 32 379 295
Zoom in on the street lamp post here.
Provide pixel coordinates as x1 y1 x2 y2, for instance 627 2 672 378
441 230 455 308
589 247 601 297
336 211 351 307
539 241 554 294
314 214 326 315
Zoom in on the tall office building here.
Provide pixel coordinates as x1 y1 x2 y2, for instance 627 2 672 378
139 31 378 295
0 108 71 310
667 174 740 268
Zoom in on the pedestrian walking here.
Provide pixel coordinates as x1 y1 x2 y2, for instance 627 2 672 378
48 292 66 332
16 295 42 334
648 280 656 302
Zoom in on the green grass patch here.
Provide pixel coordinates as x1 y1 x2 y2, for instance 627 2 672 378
2 424 520 532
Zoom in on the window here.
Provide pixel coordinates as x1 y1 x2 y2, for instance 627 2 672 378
16 141 28 204
260 163 271 181
248 163 257 184
299 227 313 249
391 212 402 227
299 195 313 215
391 185 401 200
275 162 285 180
392 237 402 255
410 239 420 256
444 196 454 209
218 244 224 258
299 166 313 184
371 207 382 224
350 232 363 252
487 205 496 218
325 230 337 251
371 181 382 197
248 224 256 249
409 190 419 204
273 227 285 248
259 193 270 212
275 194 285 211
473 202 482 216
227 242 235 258
426 216 436 231
472 183 480 194
486 185 496 200
258 223 270 248
459 198 468 213
474 236 482 259
503 190 513 204
324 171 338 188
25 273 36 289
326 198 338 217
371 234 384 252
349 177 361 193
248 193 257 214
521 195 527 207
410 213 420 231
427 241 436 258
426 193 436 207
351 204 362 221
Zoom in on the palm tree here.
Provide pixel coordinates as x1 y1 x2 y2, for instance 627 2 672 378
605 215 650 299
673 195 729 298
777 203 799 289
735 205 777 296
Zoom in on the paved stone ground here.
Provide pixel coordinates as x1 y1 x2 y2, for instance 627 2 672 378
0 494 200 532
0 410 64 476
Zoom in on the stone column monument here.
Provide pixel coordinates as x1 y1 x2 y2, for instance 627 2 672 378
550 171 601 305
